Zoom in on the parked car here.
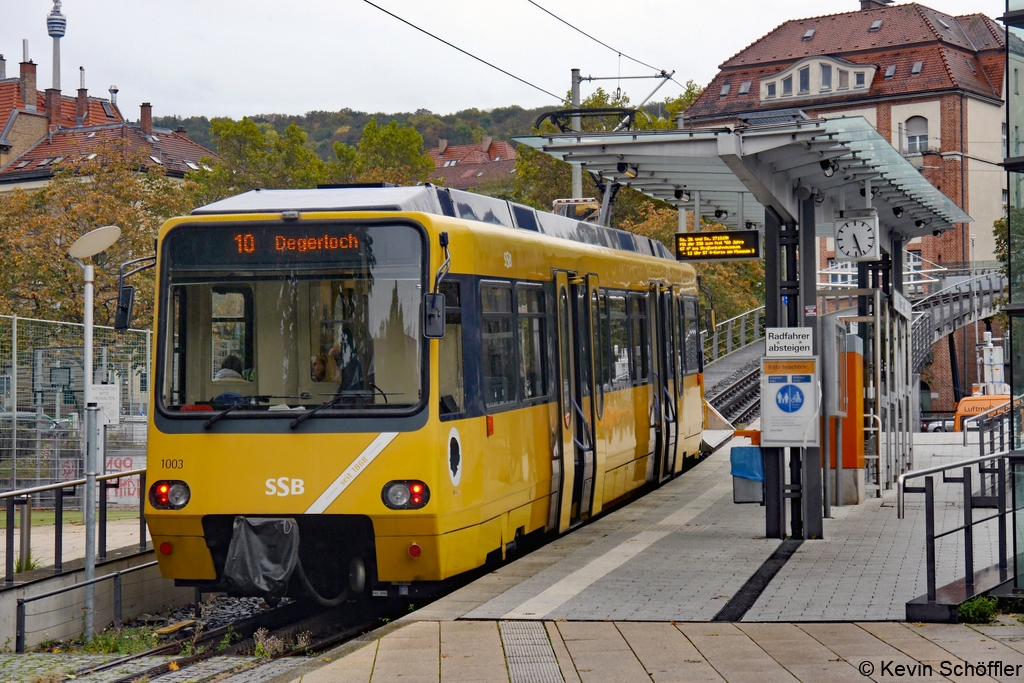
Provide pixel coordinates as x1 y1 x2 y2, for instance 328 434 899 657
922 418 954 432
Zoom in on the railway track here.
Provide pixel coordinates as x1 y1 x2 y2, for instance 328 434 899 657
70 598 385 683
707 366 761 426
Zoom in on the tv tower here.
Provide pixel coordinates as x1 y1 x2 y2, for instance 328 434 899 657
47 0 66 90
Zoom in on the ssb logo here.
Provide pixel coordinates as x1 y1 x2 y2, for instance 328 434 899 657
265 477 305 496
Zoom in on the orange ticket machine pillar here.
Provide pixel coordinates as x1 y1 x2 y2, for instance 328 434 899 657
828 334 865 504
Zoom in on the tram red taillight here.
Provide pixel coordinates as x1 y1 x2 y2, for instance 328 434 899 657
150 480 191 510
382 481 430 510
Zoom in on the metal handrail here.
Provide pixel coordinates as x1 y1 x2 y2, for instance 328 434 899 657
961 398 1015 447
0 468 146 499
702 306 764 364
16 560 158 652
897 450 1007 518
4 468 148 585
898 449 1013 604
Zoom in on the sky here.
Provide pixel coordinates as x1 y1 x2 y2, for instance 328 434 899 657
0 0 1007 120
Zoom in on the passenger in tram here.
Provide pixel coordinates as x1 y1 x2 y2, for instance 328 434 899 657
311 353 340 383
213 354 244 381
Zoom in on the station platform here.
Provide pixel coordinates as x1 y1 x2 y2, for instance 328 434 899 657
283 430 1024 683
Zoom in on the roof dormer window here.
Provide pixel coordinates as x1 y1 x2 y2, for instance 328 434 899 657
884 65 896 80
937 18 951 29
838 69 849 90
782 76 793 96
820 65 832 92
911 61 923 76
855 71 867 87
738 81 751 95
720 83 731 97
766 82 776 98
802 29 815 41
869 19 883 32
798 67 810 94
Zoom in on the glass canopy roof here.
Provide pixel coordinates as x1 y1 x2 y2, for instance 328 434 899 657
514 116 971 240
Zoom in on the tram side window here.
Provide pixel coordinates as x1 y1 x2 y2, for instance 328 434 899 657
606 292 630 388
628 293 649 383
166 287 187 406
517 285 548 401
684 297 700 374
438 281 465 415
211 287 253 381
481 283 517 407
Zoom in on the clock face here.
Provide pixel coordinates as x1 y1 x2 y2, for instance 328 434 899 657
835 219 877 260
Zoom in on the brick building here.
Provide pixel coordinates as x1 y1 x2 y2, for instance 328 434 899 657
0 56 214 192
683 0 1005 411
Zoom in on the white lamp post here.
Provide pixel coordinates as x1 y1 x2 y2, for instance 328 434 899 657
67 225 120 639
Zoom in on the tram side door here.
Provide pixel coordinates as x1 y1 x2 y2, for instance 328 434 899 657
554 271 597 532
659 286 679 478
647 283 667 483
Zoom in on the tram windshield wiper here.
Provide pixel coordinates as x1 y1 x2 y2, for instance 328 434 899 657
203 393 311 431
289 390 370 430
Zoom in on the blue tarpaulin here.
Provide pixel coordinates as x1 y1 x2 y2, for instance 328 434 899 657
730 446 764 482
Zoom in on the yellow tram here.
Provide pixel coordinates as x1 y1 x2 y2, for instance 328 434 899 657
139 185 705 603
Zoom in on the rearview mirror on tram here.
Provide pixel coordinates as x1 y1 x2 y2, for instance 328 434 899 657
114 285 136 331
423 293 446 339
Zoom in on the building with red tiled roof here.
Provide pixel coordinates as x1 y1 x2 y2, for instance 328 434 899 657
0 56 215 192
683 0 1006 412
427 136 517 190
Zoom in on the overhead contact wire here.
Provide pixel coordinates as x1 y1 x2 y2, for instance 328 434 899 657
526 0 665 73
360 0 562 102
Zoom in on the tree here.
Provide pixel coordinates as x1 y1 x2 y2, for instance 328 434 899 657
189 118 330 204
0 141 194 327
330 118 434 186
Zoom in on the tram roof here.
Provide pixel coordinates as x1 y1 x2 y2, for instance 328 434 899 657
191 185 677 261
514 115 971 240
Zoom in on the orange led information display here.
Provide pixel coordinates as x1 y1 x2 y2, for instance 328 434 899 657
674 229 761 262
230 232 360 254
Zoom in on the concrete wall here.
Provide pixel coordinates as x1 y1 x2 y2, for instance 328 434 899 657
967 96 1008 264
0 547 192 650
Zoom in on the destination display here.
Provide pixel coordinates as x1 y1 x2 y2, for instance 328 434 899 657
166 224 374 270
674 229 761 262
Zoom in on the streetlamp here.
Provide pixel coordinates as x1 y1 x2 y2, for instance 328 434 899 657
67 225 120 640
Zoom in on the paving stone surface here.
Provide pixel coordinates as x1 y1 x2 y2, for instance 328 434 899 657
417 430 1002 623
284 617 1024 683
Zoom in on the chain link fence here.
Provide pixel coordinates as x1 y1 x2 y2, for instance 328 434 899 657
0 315 150 508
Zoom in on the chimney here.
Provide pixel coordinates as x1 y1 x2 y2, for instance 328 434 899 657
140 102 152 134
481 135 493 154
438 139 448 155
0 55 6 79
76 66 87 125
20 61 37 112
45 88 61 128
860 0 892 10
174 125 188 139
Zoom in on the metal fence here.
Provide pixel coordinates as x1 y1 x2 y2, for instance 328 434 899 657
702 307 764 365
0 315 150 504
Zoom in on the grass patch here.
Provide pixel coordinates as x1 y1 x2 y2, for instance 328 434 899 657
15 551 40 573
959 595 998 624
0 510 140 527
51 626 161 655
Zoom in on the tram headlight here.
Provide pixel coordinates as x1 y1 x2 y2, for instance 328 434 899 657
382 480 429 510
150 480 191 510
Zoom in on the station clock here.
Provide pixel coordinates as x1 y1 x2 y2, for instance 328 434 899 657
834 214 880 262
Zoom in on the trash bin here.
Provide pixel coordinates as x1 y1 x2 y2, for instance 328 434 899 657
730 446 764 504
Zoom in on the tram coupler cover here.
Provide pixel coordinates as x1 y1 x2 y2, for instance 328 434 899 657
224 517 300 600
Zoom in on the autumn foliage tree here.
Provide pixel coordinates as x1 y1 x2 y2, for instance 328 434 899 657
0 140 194 327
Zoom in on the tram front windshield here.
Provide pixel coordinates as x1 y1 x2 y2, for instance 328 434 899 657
157 222 425 417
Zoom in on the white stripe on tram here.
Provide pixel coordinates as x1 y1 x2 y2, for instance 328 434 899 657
305 432 398 514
